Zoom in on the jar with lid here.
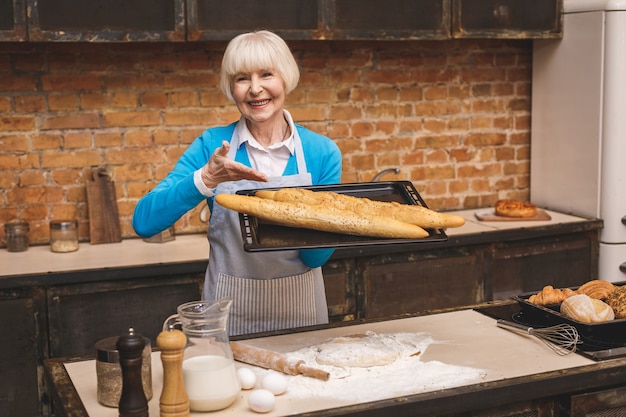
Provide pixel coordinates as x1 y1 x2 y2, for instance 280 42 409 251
4 222 29 252
50 220 79 253
95 334 153 407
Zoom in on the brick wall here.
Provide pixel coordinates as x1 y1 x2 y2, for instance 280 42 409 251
0 39 532 245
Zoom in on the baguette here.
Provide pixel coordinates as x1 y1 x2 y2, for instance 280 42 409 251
255 188 465 229
215 193 429 239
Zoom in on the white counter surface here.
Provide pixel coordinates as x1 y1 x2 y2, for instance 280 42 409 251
0 208 592 278
0 234 209 277
64 309 594 417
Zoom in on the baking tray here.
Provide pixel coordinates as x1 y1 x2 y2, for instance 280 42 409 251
235 181 448 252
513 282 626 346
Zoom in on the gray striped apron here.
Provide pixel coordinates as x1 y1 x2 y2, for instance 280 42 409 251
204 128 328 336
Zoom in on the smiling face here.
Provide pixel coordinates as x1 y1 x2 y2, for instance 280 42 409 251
231 69 286 127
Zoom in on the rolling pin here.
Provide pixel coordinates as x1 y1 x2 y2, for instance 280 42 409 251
230 341 330 381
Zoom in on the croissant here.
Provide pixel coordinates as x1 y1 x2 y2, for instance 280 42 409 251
576 279 615 300
560 294 615 323
528 285 576 305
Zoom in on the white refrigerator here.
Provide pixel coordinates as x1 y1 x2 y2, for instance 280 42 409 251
531 0 626 282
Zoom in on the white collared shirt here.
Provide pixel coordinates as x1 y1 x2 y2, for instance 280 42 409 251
194 110 297 197
235 109 296 177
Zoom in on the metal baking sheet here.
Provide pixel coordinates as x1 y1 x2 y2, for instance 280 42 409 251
235 181 448 252
513 282 626 345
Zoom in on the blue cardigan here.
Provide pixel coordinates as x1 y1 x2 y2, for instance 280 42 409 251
133 122 342 267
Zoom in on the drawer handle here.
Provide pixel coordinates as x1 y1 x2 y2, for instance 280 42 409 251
493 5 512 26
622 215 626 225
621 262 626 273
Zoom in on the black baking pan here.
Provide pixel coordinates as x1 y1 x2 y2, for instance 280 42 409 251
234 181 448 252
513 281 626 345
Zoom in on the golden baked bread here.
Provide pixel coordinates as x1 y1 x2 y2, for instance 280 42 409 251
494 199 538 218
576 279 615 300
215 193 430 239
528 285 576 305
255 188 466 229
605 285 626 319
560 294 615 323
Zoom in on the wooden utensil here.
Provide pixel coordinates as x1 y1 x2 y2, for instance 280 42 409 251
230 341 330 381
157 328 190 417
86 167 122 244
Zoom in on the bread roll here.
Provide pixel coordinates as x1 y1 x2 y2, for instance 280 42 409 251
495 199 537 218
605 285 626 319
255 188 465 229
215 193 430 239
576 279 615 300
560 294 615 323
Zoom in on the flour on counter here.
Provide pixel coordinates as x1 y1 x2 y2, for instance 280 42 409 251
273 331 486 403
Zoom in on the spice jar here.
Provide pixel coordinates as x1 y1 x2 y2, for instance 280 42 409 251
49 220 79 253
95 336 153 407
4 222 29 252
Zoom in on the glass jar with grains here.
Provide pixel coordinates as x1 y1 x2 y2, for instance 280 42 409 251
50 220 79 253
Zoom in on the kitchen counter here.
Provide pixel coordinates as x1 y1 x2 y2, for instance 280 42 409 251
0 208 599 280
0 234 209 289
45 303 626 417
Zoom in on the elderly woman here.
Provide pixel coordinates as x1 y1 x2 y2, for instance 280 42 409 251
133 31 342 335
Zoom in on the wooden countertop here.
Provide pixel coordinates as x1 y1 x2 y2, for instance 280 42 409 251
45 306 626 417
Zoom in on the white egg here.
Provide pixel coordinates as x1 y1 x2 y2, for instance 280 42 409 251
248 389 275 413
261 372 288 395
237 367 257 390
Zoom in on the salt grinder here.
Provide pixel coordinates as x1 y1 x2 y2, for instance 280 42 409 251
116 328 149 417
156 327 189 417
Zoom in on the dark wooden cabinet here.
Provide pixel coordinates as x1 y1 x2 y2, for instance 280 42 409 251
359 246 486 319
570 385 626 416
0 271 203 417
0 0 27 40
322 257 357 321
3 0 562 42
452 0 563 39
492 231 599 300
0 288 48 417
47 274 203 358
26 0 185 41
188 0 450 41
326 218 601 321
187 0 320 41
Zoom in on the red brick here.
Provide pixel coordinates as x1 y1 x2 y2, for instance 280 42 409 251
95 132 123 147
15 96 46 113
48 94 80 111
0 115 36 131
42 114 100 130
164 109 218 126
0 75 37 92
0 134 29 151
103 111 160 127
42 74 102 91
64 132 92 149
41 150 101 168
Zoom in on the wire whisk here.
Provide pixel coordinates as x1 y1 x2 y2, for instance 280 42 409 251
496 319 581 355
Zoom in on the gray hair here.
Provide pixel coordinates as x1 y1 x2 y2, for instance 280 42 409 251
219 31 300 101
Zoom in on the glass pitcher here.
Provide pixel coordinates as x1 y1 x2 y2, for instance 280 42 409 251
163 298 240 412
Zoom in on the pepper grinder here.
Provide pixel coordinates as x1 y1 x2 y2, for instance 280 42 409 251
116 328 149 417
156 327 189 417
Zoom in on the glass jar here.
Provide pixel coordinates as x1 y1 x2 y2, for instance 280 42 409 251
95 335 153 407
50 220 79 253
4 222 29 252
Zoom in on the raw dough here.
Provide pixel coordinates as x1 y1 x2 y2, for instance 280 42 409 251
315 333 400 368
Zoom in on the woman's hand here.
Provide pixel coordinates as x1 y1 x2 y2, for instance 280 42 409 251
201 141 269 189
